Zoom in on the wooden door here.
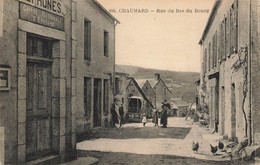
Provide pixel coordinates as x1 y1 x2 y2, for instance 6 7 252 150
231 83 236 138
26 62 52 161
94 78 101 127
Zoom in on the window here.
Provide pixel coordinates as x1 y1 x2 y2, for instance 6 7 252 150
230 2 238 54
104 31 109 57
115 77 119 94
213 32 217 68
27 34 52 58
84 19 91 60
225 12 230 57
208 42 211 71
220 21 225 61
204 48 207 73
230 5 234 54
224 17 228 59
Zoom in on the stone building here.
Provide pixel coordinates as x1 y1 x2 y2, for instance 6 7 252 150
0 0 75 164
199 0 260 145
136 74 172 109
72 0 119 134
0 0 118 164
126 77 154 118
171 98 189 117
136 79 157 108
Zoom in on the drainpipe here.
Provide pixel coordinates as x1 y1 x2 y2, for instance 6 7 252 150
113 21 118 96
248 0 252 146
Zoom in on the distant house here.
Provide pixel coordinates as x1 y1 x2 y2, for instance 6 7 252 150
138 73 172 109
171 98 189 117
136 79 156 108
126 77 154 119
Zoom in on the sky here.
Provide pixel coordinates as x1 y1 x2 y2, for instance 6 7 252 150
99 0 215 72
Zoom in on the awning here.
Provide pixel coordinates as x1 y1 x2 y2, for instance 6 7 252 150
129 96 143 100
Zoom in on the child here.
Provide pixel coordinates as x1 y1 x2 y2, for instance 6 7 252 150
141 113 147 127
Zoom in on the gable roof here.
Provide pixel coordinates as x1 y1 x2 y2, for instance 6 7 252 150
135 79 147 89
154 79 172 94
199 0 221 44
148 79 159 88
135 78 172 95
135 79 156 96
126 77 154 108
171 98 189 107
92 0 120 24
143 80 156 96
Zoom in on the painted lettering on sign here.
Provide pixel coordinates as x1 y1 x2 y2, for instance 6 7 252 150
20 3 64 31
19 0 65 16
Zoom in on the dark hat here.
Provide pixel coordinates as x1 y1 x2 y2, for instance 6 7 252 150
161 99 168 105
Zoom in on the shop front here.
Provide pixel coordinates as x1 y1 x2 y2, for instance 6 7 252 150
0 0 76 164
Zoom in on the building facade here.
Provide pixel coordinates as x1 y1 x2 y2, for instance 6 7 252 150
171 98 189 117
72 0 119 133
0 0 118 164
152 74 173 109
136 73 172 109
199 0 260 145
126 77 153 117
141 80 156 108
0 0 76 164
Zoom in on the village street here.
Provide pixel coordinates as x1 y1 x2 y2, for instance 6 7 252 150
66 117 253 165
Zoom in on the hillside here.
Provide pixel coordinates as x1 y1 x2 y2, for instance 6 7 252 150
115 64 200 103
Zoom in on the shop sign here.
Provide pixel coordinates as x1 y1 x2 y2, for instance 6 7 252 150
20 2 64 31
0 66 10 91
19 0 66 16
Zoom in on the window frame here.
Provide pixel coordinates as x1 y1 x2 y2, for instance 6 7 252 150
84 18 91 61
104 30 109 57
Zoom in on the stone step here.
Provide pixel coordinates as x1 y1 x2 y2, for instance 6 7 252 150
59 157 98 165
27 155 59 165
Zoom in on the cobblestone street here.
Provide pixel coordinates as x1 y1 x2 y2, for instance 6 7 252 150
75 117 252 164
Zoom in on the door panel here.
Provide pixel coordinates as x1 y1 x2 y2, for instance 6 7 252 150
26 62 52 161
26 65 34 111
37 118 51 151
38 68 48 109
26 120 37 156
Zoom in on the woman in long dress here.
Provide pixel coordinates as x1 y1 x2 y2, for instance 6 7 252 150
160 100 171 128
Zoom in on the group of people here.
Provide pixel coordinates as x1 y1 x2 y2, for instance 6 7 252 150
111 97 171 128
151 99 171 128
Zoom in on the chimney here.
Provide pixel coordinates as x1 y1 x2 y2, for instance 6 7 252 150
155 73 160 81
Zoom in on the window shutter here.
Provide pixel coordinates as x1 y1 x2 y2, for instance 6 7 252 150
224 15 227 60
234 0 238 53
230 6 234 54
221 21 225 61
227 10 230 58
208 42 211 71
218 23 221 63
214 32 217 67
